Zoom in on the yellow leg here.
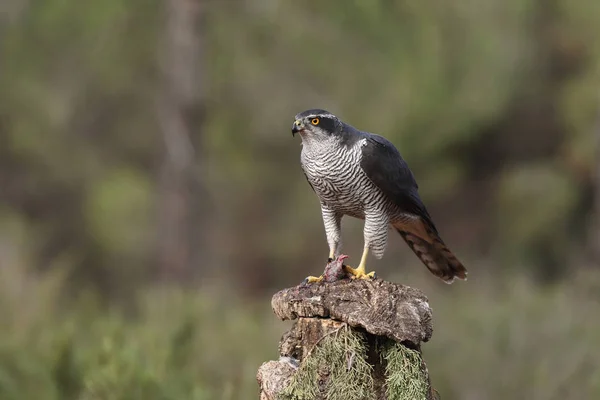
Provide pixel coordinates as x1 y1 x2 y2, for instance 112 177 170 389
345 247 376 279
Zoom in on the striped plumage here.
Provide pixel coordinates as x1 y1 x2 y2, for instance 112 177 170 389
300 126 392 259
293 109 467 283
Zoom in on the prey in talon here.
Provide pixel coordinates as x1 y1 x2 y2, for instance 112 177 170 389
292 109 468 284
324 254 351 282
302 254 350 285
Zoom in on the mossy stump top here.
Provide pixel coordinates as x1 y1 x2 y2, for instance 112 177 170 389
258 278 437 400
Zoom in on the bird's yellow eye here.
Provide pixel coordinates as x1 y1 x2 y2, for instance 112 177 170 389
311 118 320 125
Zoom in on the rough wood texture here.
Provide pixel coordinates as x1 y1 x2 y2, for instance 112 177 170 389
279 317 346 361
272 279 433 345
257 359 298 400
258 277 436 400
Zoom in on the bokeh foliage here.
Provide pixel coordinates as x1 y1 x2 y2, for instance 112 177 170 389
1 262 600 399
1 0 599 399
1 0 598 287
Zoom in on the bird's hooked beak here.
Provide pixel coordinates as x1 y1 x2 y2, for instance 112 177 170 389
292 119 304 136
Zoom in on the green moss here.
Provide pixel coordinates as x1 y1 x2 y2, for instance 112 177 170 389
281 326 374 400
383 342 429 400
280 326 429 400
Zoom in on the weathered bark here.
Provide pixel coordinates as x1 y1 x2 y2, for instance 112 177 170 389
272 279 433 345
258 276 437 400
157 0 206 281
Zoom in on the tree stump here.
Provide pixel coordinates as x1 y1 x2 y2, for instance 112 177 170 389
257 277 438 400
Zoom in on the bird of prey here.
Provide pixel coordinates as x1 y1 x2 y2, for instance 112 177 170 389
292 109 467 283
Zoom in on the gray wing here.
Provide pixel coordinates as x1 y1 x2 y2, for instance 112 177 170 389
360 133 438 233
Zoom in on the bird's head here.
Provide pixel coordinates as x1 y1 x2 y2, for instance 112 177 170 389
292 109 342 140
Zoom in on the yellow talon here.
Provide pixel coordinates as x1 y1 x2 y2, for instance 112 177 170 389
345 266 376 280
344 247 376 280
305 275 324 283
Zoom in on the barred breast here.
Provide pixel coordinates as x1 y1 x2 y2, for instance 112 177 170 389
300 138 406 222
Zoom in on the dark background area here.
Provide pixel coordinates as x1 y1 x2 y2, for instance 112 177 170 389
0 0 599 399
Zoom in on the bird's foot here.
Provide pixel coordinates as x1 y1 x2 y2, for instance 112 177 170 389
344 265 376 280
302 275 324 285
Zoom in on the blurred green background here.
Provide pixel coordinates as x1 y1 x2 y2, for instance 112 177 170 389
1 0 600 399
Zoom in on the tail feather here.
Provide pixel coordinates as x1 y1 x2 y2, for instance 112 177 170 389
396 222 467 283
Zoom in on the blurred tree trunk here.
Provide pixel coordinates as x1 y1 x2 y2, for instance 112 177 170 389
0 0 28 25
589 104 600 264
157 0 206 282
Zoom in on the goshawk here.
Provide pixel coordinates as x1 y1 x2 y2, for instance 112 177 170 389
292 109 467 283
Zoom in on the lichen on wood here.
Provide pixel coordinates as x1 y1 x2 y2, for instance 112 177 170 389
382 341 430 400
281 324 375 400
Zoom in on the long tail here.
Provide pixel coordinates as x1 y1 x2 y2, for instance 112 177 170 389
394 219 467 283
